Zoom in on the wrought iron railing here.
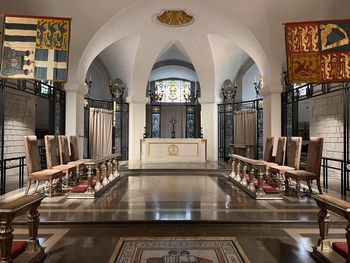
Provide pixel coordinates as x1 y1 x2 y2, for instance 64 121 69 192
84 97 129 160
321 157 350 195
218 98 263 160
281 78 350 196
0 156 26 195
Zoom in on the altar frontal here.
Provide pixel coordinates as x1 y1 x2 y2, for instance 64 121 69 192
140 138 207 163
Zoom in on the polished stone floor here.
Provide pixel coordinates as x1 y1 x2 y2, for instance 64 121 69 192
5 162 349 262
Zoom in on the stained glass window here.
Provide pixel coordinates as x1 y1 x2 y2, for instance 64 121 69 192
154 80 192 102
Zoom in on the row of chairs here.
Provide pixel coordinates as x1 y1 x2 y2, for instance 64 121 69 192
263 136 324 197
24 135 86 197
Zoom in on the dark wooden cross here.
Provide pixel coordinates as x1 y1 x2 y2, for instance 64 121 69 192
170 118 177 138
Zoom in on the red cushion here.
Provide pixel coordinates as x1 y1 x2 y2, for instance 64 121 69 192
70 185 88 193
70 176 98 193
333 242 348 258
253 180 280 194
0 241 27 259
241 176 280 194
261 184 280 194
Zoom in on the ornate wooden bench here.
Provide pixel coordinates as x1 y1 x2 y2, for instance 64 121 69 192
0 193 45 262
67 154 120 199
228 154 283 200
312 194 350 262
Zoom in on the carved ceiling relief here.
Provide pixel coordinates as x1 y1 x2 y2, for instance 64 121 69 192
156 10 194 27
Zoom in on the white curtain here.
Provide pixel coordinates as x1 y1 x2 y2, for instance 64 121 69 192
89 108 113 159
160 106 186 138
233 109 257 152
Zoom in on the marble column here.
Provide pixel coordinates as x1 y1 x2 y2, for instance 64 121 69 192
199 97 220 161
261 85 281 152
126 96 148 161
65 82 88 158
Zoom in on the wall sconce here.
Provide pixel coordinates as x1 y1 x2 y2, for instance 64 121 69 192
85 76 92 97
254 76 263 98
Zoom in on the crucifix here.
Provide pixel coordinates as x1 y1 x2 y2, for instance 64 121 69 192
170 118 177 138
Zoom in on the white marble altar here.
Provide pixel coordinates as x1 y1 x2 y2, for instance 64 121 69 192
140 138 207 163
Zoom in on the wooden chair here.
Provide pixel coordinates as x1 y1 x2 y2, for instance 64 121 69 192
58 135 85 181
23 136 63 197
263 137 274 162
44 135 76 188
265 137 287 168
285 137 324 198
69 136 81 161
69 135 91 178
269 137 302 190
69 135 89 163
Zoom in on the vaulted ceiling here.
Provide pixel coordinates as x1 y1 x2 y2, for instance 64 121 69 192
1 0 349 98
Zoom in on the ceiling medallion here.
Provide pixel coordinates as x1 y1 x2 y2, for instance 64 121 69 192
156 9 194 27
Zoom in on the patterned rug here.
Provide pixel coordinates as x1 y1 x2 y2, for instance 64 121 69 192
109 237 250 263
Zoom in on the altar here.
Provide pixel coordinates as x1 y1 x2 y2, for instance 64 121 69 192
140 138 207 163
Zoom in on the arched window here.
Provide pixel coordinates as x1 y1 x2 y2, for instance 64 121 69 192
153 79 193 103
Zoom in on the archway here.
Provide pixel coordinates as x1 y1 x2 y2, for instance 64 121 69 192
76 0 272 161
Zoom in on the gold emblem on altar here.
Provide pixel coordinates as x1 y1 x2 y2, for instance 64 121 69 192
168 144 179 156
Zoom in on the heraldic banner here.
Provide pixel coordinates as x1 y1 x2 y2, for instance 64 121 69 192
0 15 71 82
285 19 350 84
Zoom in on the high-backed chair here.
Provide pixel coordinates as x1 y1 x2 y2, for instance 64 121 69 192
69 135 91 163
269 137 302 189
58 135 85 181
23 136 63 196
69 136 81 162
263 137 274 162
285 137 324 198
44 135 76 188
265 137 287 168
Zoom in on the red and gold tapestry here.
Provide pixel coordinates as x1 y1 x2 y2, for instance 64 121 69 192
285 20 350 84
0 15 71 82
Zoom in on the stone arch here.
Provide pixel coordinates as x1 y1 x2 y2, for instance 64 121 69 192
77 0 272 98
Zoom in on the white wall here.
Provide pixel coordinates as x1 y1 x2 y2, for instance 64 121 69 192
86 62 111 100
97 34 141 96
298 100 309 123
4 87 36 181
309 91 344 176
149 66 198 81
242 64 260 101
208 33 250 100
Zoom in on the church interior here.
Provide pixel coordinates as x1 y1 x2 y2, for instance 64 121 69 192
1 1 350 262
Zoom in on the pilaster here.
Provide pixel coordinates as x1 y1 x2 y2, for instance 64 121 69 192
64 82 88 158
199 97 221 161
126 96 148 161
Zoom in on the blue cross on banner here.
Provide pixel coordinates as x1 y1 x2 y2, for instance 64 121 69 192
0 15 71 82
34 48 68 81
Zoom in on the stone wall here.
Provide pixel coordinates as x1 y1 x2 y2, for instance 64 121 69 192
4 87 36 179
309 90 344 175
